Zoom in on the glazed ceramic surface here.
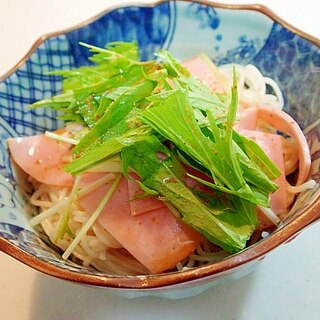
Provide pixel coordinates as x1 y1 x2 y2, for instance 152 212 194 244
0 0 319 298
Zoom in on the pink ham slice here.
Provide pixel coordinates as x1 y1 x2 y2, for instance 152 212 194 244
235 106 312 229
7 135 75 186
79 175 203 274
234 107 258 132
127 173 165 216
7 134 106 187
235 106 311 186
256 106 311 186
183 54 227 93
241 130 287 215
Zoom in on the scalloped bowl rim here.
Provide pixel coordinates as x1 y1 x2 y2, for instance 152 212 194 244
0 0 320 290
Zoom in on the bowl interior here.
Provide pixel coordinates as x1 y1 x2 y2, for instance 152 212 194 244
0 0 320 291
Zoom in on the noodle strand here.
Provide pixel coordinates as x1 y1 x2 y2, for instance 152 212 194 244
62 174 122 260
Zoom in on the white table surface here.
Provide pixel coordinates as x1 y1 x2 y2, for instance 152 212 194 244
0 1 319 319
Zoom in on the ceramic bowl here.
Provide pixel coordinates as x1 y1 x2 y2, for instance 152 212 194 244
0 0 319 299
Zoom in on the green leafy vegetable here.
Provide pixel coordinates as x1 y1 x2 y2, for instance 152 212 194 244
141 88 273 207
121 136 257 252
72 79 156 156
30 41 281 253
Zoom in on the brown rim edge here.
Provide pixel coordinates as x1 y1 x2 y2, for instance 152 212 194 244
1 194 320 289
0 0 320 290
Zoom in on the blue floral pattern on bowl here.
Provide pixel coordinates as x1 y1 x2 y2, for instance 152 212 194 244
0 0 319 298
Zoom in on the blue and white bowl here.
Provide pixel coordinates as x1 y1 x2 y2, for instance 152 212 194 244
0 0 319 299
